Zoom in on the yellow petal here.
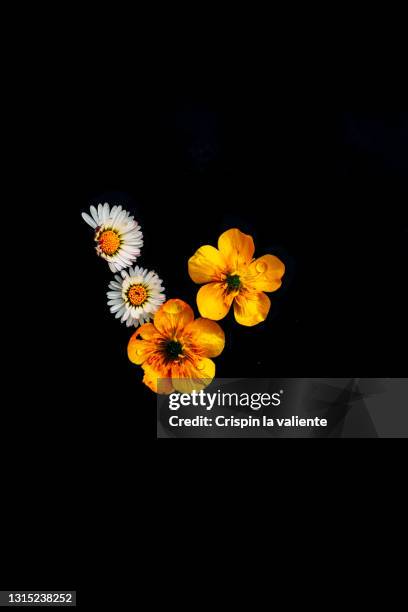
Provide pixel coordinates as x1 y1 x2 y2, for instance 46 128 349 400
218 228 255 269
142 362 174 394
196 282 233 320
137 322 158 340
188 245 227 283
245 255 285 292
172 357 215 393
127 323 157 365
233 290 271 326
183 318 225 357
154 299 194 338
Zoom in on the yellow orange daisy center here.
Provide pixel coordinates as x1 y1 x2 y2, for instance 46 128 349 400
127 284 148 306
98 230 120 255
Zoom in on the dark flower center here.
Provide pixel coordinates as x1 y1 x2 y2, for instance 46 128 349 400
226 274 241 291
165 340 183 360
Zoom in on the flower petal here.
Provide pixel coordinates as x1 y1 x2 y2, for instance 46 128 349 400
154 299 194 338
127 323 157 365
196 282 234 321
183 318 225 357
245 255 285 292
137 322 158 341
172 357 215 393
233 291 271 326
142 362 174 394
188 245 227 283
81 212 97 228
218 228 255 268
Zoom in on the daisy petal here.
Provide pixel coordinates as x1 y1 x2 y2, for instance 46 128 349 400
81 212 97 228
90 205 99 224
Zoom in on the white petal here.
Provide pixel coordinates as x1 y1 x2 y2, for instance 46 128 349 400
122 308 131 321
115 210 127 226
110 303 124 313
117 252 133 265
123 238 142 246
122 222 142 235
90 205 100 224
81 212 97 228
102 202 110 223
110 206 123 226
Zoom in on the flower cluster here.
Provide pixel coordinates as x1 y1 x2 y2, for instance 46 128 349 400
83 205 285 394
82 203 166 330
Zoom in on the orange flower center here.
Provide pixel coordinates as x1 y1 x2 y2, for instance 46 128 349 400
98 230 120 255
127 284 147 306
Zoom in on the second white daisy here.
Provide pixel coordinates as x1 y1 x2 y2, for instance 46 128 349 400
107 266 166 328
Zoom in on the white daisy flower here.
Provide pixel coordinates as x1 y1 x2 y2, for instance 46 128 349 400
107 266 166 327
81 202 143 272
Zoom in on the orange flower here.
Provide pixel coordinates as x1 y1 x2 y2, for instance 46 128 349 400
188 228 285 326
128 299 225 394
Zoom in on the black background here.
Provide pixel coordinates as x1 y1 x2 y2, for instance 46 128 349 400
3 110 408 601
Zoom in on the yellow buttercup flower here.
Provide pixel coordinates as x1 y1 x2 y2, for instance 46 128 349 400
188 228 285 327
128 299 225 394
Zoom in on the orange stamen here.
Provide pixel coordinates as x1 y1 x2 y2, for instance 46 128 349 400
128 284 147 306
98 230 120 255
